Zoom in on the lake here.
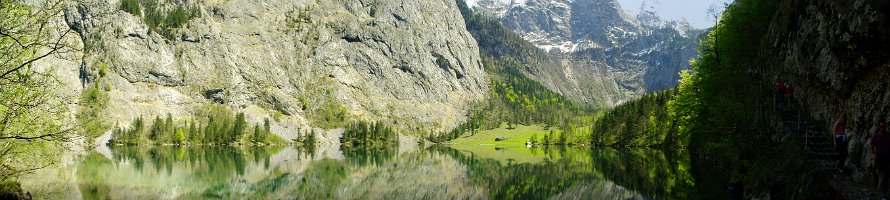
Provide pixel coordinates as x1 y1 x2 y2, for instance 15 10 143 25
20 145 695 199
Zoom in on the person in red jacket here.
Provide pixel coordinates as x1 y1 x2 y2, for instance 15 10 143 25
785 84 794 104
871 122 890 197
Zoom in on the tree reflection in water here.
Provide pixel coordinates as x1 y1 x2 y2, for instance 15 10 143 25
30 145 696 199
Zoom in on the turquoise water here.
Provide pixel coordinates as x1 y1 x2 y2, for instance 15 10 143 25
21 145 694 199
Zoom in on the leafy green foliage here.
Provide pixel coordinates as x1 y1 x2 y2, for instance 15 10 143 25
655 0 818 197
668 0 779 155
0 0 72 180
591 89 678 147
97 62 108 77
119 0 141 16
302 83 349 129
77 82 110 138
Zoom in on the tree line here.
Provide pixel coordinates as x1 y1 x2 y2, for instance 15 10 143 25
590 89 678 147
109 104 296 146
583 0 812 197
341 120 398 148
119 0 201 40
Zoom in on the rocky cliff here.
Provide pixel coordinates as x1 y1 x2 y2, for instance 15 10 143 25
467 0 701 106
46 0 488 139
766 0 890 182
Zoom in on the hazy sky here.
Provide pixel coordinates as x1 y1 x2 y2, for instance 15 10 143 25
615 0 733 29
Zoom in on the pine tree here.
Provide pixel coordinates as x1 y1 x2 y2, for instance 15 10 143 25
204 116 215 144
188 121 198 143
150 116 163 141
174 128 185 144
253 124 261 143
232 112 247 144
165 114 174 143
263 118 271 135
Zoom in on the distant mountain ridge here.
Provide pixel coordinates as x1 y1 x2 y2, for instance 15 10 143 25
467 0 703 106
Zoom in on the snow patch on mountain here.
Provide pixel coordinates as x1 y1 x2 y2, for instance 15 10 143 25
467 0 703 105
465 0 528 8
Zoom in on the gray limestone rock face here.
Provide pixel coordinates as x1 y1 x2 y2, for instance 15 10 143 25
766 0 890 182
50 0 488 137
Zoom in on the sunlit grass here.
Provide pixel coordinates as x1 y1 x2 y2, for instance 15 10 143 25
448 124 565 164
448 123 554 147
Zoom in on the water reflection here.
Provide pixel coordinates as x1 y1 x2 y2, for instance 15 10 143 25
22 145 694 199
435 146 693 199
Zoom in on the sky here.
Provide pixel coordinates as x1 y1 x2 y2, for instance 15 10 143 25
616 0 733 29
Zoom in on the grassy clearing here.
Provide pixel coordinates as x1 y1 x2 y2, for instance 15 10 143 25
448 123 556 164
447 123 598 164
448 123 555 147
447 123 592 146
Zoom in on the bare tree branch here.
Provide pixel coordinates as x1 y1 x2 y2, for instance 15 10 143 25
0 30 27 48
0 127 73 141
0 134 54 141
0 28 71 80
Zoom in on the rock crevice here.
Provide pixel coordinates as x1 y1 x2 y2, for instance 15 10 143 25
52 0 488 135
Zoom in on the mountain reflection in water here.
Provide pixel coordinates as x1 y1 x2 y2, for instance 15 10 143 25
21 145 694 199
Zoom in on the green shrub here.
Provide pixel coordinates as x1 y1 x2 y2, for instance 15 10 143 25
77 82 110 138
97 62 108 77
120 0 141 16
309 99 348 128
165 6 189 28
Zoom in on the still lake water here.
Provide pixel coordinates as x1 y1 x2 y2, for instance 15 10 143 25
21 145 695 199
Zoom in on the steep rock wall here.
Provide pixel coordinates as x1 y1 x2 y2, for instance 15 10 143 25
468 0 701 107
767 0 890 180
52 0 488 138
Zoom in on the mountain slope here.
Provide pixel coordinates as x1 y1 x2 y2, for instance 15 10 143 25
41 0 489 138
457 0 620 107
468 0 703 106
